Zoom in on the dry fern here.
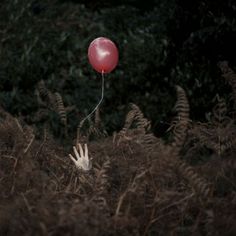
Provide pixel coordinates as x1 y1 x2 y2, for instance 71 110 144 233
136 133 164 153
130 103 151 131
190 96 236 156
170 85 190 154
1 64 235 235
176 159 212 199
37 80 50 102
36 81 71 137
116 103 152 146
54 92 68 137
37 80 56 109
54 92 67 126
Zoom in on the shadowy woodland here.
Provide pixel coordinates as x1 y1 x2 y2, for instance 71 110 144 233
0 0 236 235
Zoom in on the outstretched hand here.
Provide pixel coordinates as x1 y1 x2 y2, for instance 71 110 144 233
69 143 92 171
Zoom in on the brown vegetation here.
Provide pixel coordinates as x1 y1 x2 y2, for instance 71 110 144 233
0 64 236 235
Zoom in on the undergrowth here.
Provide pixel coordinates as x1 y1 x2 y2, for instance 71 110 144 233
0 63 235 235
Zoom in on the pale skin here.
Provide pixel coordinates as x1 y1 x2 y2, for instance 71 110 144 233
69 143 92 171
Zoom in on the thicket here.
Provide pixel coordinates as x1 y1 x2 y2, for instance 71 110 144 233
0 62 235 235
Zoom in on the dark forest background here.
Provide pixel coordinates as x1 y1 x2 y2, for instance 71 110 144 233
0 0 236 138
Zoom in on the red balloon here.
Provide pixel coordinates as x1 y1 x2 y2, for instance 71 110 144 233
88 37 119 73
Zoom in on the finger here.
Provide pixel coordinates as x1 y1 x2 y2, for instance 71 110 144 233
69 154 77 164
78 143 84 157
73 146 80 160
84 144 88 158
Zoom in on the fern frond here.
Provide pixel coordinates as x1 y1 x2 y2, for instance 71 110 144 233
37 80 57 110
117 103 151 146
118 104 137 137
176 159 212 199
191 94 235 156
54 92 67 125
174 86 190 121
171 86 190 153
130 103 151 131
137 133 163 153
54 92 67 139
37 80 49 102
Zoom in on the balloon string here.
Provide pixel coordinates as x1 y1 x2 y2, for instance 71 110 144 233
80 71 105 126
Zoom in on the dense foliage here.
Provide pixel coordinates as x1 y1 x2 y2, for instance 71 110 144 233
0 0 236 137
